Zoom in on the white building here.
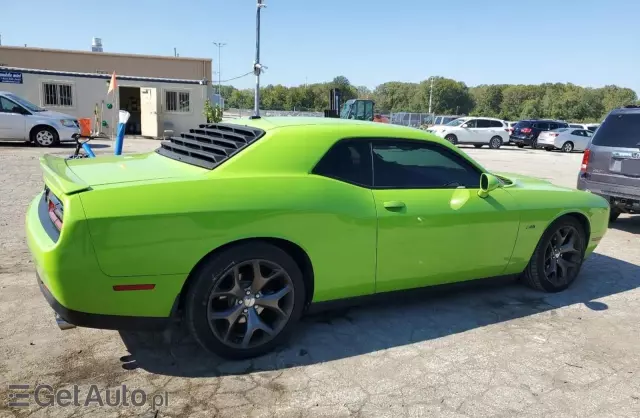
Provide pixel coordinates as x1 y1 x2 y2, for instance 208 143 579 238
0 66 211 138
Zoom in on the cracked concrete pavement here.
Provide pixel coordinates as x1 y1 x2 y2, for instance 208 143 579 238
0 138 638 417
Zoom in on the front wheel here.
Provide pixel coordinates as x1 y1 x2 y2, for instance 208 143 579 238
185 242 305 359
445 134 458 145
522 217 586 292
517 144 524 148
489 136 502 149
32 127 59 147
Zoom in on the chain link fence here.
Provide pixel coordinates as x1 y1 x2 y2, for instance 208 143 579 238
223 109 436 130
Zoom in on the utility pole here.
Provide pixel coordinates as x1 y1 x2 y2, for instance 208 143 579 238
428 76 434 114
213 42 226 97
253 0 267 117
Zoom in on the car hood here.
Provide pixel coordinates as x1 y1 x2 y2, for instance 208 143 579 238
493 171 565 189
64 151 209 188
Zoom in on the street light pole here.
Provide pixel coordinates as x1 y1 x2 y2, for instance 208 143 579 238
253 0 266 117
428 76 434 114
212 42 226 98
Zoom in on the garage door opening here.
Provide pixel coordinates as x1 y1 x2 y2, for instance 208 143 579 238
119 86 141 135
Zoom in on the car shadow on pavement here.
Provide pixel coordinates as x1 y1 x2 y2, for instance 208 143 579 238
119 252 639 377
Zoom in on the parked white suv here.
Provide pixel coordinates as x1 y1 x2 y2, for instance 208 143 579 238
427 117 509 149
0 91 79 147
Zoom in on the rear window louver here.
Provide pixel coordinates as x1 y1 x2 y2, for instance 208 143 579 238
156 123 265 169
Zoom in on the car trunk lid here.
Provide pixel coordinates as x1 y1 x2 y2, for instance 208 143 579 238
40 152 209 196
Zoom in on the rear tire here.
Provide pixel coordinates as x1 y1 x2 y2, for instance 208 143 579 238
185 242 306 359
561 142 574 153
489 136 502 149
609 209 621 223
517 144 524 148
445 134 458 145
522 217 586 293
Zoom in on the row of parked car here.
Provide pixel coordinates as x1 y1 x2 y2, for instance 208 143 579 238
425 116 601 152
428 109 639 221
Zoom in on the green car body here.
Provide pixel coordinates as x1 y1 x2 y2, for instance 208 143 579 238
26 117 609 349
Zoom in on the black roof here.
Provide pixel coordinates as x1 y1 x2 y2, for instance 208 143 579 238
156 123 265 169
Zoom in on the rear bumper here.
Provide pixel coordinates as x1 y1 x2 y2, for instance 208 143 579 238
38 273 169 331
511 136 535 146
536 140 557 149
577 177 640 212
25 192 183 329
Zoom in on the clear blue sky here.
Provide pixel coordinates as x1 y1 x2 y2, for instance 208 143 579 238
2 0 639 94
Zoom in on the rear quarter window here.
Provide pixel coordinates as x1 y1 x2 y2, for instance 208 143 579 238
591 113 640 148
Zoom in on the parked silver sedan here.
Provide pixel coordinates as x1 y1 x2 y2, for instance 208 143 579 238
537 128 594 152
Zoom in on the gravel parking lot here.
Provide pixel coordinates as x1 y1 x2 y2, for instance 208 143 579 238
0 139 638 418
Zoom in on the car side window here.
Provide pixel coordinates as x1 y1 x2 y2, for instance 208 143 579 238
489 120 504 128
371 140 481 189
548 123 558 130
476 119 492 128
571 129 583 136
312 139 373 187
535 122 550 131
0 97 23 114
464 119 477 128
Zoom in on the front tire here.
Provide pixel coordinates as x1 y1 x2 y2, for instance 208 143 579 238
489 136 502 149
517 143 524 148
32 126 58 147
522 217 586 293
445 134 458 145
185 242 306 359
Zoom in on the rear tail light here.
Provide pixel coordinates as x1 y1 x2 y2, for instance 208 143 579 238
580 149 591 173
48 199 63 230
45 189 63 231
521 127 532 134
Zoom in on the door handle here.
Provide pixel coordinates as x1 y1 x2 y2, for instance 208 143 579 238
384 201 406 210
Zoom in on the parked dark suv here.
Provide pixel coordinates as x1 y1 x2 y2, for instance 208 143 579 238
577 106 640 222
511 120 569 148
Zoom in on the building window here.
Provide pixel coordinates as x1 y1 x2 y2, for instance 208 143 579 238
166 90 190 113
42 83 73 107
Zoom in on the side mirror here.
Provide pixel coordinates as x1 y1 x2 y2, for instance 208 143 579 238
461 124 468 128
478 173 500 198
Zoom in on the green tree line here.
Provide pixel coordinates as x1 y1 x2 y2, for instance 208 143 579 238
219 76 638 123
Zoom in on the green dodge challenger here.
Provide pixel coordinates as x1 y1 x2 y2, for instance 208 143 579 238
26 117 609 359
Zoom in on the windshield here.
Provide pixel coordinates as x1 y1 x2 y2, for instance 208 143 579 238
446 119 465 127
6 93 45 112
339 101 353 119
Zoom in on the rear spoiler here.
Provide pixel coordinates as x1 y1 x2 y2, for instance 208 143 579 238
40 155 90 195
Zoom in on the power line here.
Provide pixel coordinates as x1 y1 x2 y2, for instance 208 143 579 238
216 71 253 83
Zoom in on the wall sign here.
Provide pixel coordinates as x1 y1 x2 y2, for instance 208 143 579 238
0 71 23 84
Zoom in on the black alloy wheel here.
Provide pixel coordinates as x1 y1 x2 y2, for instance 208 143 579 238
522 217 586 292
185 242 305 359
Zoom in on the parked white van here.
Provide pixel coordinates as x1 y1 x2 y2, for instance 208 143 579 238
0 91 79 147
